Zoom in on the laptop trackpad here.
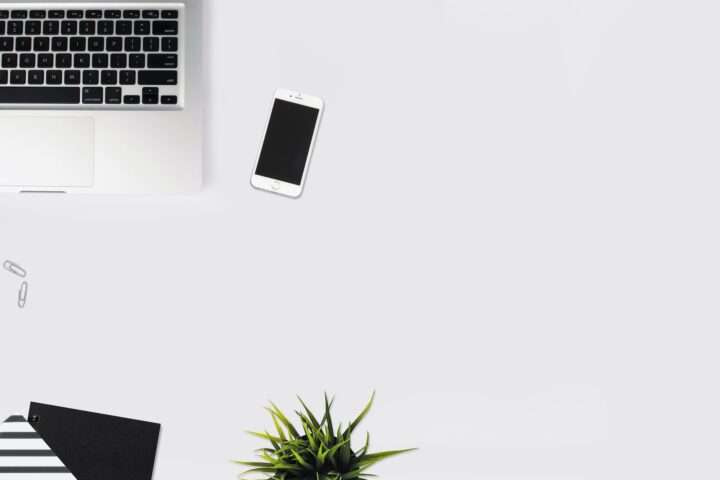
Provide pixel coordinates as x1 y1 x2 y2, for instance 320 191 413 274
0 117 94 188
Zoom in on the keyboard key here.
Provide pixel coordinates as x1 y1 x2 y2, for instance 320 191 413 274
33 37 50 51
0 70 6 84
161 37 178 52
67 11 83 19
15 37 31 51
98 21 113 35
105 10 121 19
64 70 80 84
119 70 135 85
28 70 44 84
134 20 150 35
129 53 145 68
0 38 12 51
11 11 28 20
153 21 178 35
0 86 80 103
10 70 25 84
143 10 160 19
70 37 86 51
8 21 23 35
116 21 131 35
19 53 35 68
46 70 62 84
92 53 108 68
124 10 140 19
110 53 126 68
124 37 141 52
161 95 177 105
26 21 41 35
73 53 89 68
38 53 53 68
80 20 95 35
148 54 177 68
142 87 158 104
106 86 122 103
0 11 8 20
48 10 65 19
106 37 122 51
52 37 68 51
82 86 103 104
30 10 46 19
86 10 103 19
88 37 104 51
143 37 159 52
56 54 71 68
61 20 77 35
101 70 117 85
139 71 177 85
161 10 179 19
0 22 4 36
2 53 17 68
83 70 99 85
124 94 140 104
43 20 59 35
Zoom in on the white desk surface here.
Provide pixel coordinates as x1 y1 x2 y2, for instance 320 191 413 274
2 1 719 479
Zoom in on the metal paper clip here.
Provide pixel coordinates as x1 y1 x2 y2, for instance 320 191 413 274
3 260 27 278
18 281 28 309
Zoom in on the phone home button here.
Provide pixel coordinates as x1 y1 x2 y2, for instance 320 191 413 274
272 181 280 191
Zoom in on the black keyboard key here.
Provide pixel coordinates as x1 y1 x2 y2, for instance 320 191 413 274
52 37 68 51
0 22 4 36
143 37 159 52
83 70 99 85
161 95 177 105
153 21 178 35
119 70 135 85
0 86 80 103
142 86 158 104
43 20 59 35
86 10 103 19
10 70 25 84
105 10 121 19
38 53 53 68
139 70 177 86
73 53 89 68
143 10 160 19
46 70 62 84
148 54 177 68
67 11 83 19
2 53 17 68
134 20 150 35
161 37 178 52
69 37 85 51
56 54 71 68
28 70 44 85
30 10 46 19
124 94 140 104
33 37 50 52
80 20 95 35
0 11 8 20
0 38 12 51
110 53 126 68
11 11 27 20
124 37 141 51
116 20 131 35
88 37 104 51
15 37 31 51
105 86 122 103
129 53 145 68
82 86 103 104
106 37 122 52
98 21 113 35
61 21 77 35
26 21 41 35
8 21 23 35
92 53 108 68
64 70 80 84
161 10 179 19
0 70 6 84
124 10 140 19
101 70 117 85
19 53 35 68
48 10 65 19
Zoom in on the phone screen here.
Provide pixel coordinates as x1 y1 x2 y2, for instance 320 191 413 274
255 99 320 185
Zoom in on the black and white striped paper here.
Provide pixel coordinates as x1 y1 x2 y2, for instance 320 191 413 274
0 416 75 479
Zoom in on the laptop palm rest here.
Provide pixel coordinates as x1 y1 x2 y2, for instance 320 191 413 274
0 117 94 188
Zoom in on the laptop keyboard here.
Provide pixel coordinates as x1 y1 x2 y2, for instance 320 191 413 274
0 4 183 109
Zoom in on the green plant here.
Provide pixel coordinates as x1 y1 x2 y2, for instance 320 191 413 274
235 392 416 480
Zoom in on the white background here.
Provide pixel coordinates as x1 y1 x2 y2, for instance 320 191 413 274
1 0 719 478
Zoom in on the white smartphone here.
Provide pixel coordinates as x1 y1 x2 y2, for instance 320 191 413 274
251 89 325 198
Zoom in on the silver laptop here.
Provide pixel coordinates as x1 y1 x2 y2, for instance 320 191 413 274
0 0 202 194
